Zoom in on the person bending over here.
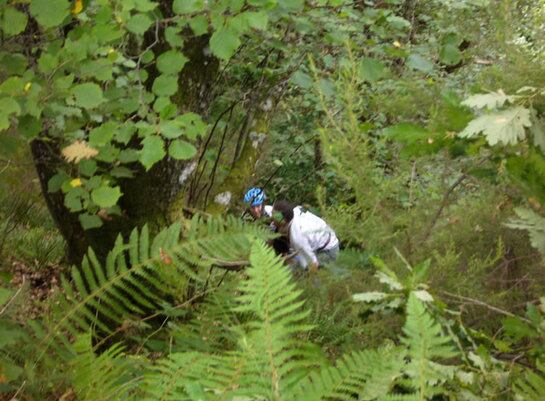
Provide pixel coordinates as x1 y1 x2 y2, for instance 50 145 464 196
243 187 290 255
272 200 339 272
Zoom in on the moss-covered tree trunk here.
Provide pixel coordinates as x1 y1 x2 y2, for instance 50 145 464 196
31 31 219 264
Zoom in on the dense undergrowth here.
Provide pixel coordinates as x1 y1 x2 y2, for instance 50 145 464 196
2 0 545 400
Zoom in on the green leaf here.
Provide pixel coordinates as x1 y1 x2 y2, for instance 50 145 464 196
91 185 122 208
209 26 241 60
278 0 304 11
462 91 515 110
29 0 69 28
359 58 388 82
139 135 165 170
126 13 154 35
352 291 389 303
189 15 208 35
160 121 182 139
2 7 28 36
291 71 312 89
245 11 268 30
79 213 103 230
165 27 184 47
172 0 204 13
506 208 545 258
1 53 27 74
169 139 197 160
18 115 42 139
0 97 21 131
152 74 178 97
407 54 434 73
460 107 532 146
383 123 430 142
0 287 13 306
156 50 189 75
439 43 462 66
71 83 105 109
89 121 118 146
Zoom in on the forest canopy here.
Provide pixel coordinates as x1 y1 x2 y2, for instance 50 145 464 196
1 0 545 400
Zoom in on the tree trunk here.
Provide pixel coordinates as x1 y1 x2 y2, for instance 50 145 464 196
32 32 219 265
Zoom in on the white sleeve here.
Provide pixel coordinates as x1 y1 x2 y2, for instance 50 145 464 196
263 205 273 217
290 223 318 268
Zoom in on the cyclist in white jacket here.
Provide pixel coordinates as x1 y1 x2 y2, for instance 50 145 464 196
272 200 339 272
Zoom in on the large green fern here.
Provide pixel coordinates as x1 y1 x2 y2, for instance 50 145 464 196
514 360 545 401
30 215 272 363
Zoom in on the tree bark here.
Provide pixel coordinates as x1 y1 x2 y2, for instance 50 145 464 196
32 31 219 264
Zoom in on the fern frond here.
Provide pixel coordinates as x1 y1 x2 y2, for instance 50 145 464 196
70 333 143 401
291 346 405 401
401 293 458 399
33 216 273 362
514 360 545 401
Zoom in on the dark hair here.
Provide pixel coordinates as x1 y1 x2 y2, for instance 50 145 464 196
272 200 298 222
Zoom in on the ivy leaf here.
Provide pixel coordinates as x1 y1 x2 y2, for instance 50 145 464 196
156 50 189 75
79 213 103 230
462 91 515 110
0 97 21 131
209 26 241 60
71 83 105 109
172 0 204 14
2 7 28 36
91 185 122 208
126 13 154 35
359 58 388 82
459 107 532 146
29 0 69 28
169 139 197 160
139 135 165 170
152 75 178 97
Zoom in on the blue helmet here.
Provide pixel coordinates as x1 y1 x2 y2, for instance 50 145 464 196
244 187 266 206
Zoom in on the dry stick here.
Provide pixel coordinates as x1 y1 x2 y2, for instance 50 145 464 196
420 158 487 244
439 290 531 323
188 101 240 205
203 106 234 209
0 276 25 316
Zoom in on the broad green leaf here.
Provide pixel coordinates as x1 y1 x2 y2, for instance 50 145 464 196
506 208 545 258
439 43 462 66
383 123 430 142
407 54 434 73
530 110 545 152
64 187 87 211
291 71 312 89
169 139 197 160
29 0 69 28
165 26 184 47
139 135 165 170
152 75 178 97
278 0 304 11
79 213 103 229
188 15 208 35
0 97 21 131
1 53 27 74
160 121 182 139
71 83 105 109
18 115 42 139
462 91 515 110
0 77 24 96
460 107 532 146
245 11 268 30
173 0 204 13
2 7 28 36
359 58 388 83
89 121 118 146
209 26 241 60
91 185 122 208
156 50 189 75
126 13 154 35
387 15 410 30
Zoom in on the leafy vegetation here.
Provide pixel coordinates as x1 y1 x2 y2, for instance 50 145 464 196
1 0 545 399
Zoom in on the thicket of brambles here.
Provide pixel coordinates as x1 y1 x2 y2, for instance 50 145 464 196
1 0 545 399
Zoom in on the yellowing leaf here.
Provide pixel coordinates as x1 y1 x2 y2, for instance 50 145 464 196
61 140 99 163
72 0 83 14
70 178 82 187
23 82 32 92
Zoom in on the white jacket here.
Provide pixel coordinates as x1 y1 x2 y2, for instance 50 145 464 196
289 207 339 268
